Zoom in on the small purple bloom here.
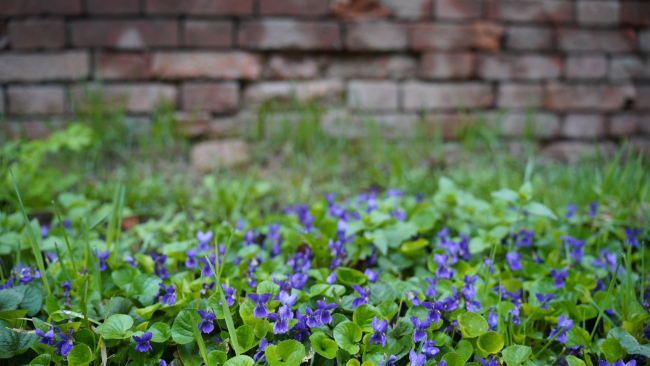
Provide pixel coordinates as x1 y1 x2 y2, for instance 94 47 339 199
326 271 337 285
549 314 573 344
61 280 71 298
220 284 236 307
599 361 637 366
197 310 216 334
55 328 74 358
159 283 176 306
506 252 523 271
151 253 169 280
593 250 617 273
406 290 420 307
291 311 312 341
488 309 498 331
199 254 216 278
589 202 599 219
476 357 499 366
185 248 198 268
94 250 110 272
565 204 577 219
133 332 153 353
41 225 49 238
425 277 437 297
422 339 440 357
421 301 443 323
249 293 272 319
535 293 554 309
551 268 569 289
36 328 55 347
197 230 213 246
380 355 397 366
624 228 642 248
315 300 338 325
125 256 137 268
410 316 430 343
515 230 534 248
303 307 320 328
351 285 370 309
369 317 388 348
433 253 455 279
364 268 379 283
254 338 273 362
409 350 427 366
287 273 309 290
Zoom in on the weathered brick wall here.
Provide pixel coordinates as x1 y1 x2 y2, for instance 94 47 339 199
1 0 649 144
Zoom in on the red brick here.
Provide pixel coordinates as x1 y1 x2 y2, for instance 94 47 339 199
145 0 253 15
640 30 650 53
609 56 650 81
558 28 636 53
401 81 493 110
191 139 250 171
181 82 239 113
0 51 89 82
239 20 341 50
540 142 616 163
244 79 344 103
151 52 262 80
94 53 151 80
497 83 544 109
636 86 650 111
1 120 66 141
505 26 553 51
8 85 66 115
183 20 233 48
621 2 650 27
409 21 503 51
488 0 574 23
492 112 560 138
9 20 65 50
436 0 484 20
0 0 81 16
565 55 607 79
86 0 140 14
345 21 407 51
478 55 562 80
379 0 432 20
264 55 322 80
321 110 420 139
347 80 399 111
545 82 635 112
71 83 177 113
0 88 4 114
259 0 330 16
71 20 178 50
562 114 606 139
420 52 475 79
609 113 639 137
577 1 619 26
641 114 650 135
325 55 417 79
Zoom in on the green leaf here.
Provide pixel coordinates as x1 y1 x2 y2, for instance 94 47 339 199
29 354 51 365
98 314 134 340
13 285 42 316
526 202 557 220
367 222 418 256
477 331 504 354
502 345 532 366
353 304 382 332
0 288 24 311
442 352 465 366
133 274 162 297
67 344 93 366
223 355 255 366
600 338 626 364
310 331 339 359
236 325 256 352
456 340 473 362
172 309 202 345
335 268 366 286
565 355 586 366
0 319 37 358
111 267 139 289
148 322 171 343
257 280 280 298
265 339 306 366
457 312 488 338
336 349 351 365
333 322 362 354
491 189 518 203
178 341 204 366
609 328 650 357
369 282 396 304
208 350 228 366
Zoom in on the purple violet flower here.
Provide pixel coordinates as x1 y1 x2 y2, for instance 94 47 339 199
41 225 49 238
380 355 397 366
589 202 599 219
290 311 312 341
151 253 169 280
422 339 440 357
406 290 420 306
61 280 71 298
253 338 272 362
425 277 437 297
159 283 176 306
326 271 337 285
599 360 637 366
36 328 55 347
515 230 534 248
249 293 272 319
55 328 74 358
94 250 110 272
369 317 388 348
506 252 523 271
303 307 320 328
565 204 577 219
421 301 443 323
549 314 573 344
551 268 569 289
185 248 198 268
409 350 427 366
196 230 213 250
220 284 236 307
476 357 499 366
364 268 379 283
315 300 338 325
624 228 642 248
410 316 430 343
199 254 216 278
125 255 137 268
535 293 554 309
488 309 498 331
133 332 153 353
197 310 216 334
351 285 370 309
433 253 455 279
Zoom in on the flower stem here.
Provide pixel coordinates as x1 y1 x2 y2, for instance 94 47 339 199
532 326 566 359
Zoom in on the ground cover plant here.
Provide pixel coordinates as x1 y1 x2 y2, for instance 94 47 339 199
1 172 649 366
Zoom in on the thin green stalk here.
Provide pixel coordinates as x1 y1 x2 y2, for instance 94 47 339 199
10 170 51 295
54 243 72 283
523 297 551 333
192 317 212 366
533 326 567 359
53 202 78 277
203 230 240 356
590 259 621 341
642 241 646 303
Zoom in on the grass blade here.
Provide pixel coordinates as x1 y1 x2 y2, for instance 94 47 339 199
53 201 78 277
590 259 621 341
10 169 51 295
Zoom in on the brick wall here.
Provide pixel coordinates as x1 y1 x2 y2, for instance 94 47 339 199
1 0 649 144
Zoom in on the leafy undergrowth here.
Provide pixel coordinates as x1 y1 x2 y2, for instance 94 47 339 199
1 178 649 366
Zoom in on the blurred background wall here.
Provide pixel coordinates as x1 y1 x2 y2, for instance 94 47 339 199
0 0 649 146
